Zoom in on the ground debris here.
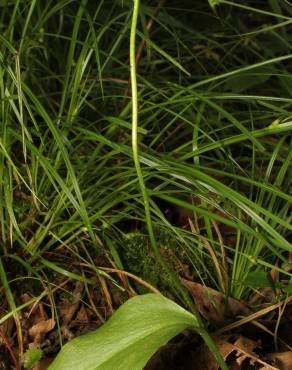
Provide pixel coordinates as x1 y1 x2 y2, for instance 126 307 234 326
193 335 279 370
28 319 55 347
20 294 55 348
270 352 292 370
183 279 250 327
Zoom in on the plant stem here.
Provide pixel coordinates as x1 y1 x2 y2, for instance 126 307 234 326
130 0 187 305
129 1 227 369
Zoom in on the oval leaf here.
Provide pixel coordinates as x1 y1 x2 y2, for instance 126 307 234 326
48 294 198 370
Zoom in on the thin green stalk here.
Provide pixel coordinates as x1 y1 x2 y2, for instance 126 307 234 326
129 1 227 368
130 0 189 306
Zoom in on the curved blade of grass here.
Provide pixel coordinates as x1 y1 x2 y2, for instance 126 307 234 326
220 0 292 21
189 92 265 151
179 121 292 160
21 84 95 242
136 30 190 76
76 127 291 250
40 258 95 285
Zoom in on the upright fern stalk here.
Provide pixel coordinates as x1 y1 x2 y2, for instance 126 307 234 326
129 1 227 368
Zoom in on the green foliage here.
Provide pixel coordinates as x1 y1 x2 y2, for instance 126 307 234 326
0 0 290 302
244 270 292 295
0 0 291 366
48 294 199 370
120 232 180 295
244 271 275 289
23 348 43 369
208 0 223 10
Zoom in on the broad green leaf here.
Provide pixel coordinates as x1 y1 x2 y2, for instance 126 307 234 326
48 294 198 370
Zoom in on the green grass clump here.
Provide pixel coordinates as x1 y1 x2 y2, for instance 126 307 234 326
0 0 291 365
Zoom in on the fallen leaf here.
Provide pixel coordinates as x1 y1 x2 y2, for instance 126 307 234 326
233 336 258 366
194 335 236 370
21 294 56 352
194 335 278 370
183 279 250 327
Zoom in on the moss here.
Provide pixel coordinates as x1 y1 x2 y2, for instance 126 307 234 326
120 231 182 296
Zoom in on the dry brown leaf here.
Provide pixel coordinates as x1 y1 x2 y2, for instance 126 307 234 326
194 336 236 370
21 294 56 350
29 319 55 346
231 336 277 369
194 335 278 370
183 279 250 326
233 336 258 366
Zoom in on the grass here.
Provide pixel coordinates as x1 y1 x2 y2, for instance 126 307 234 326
0 0 291 367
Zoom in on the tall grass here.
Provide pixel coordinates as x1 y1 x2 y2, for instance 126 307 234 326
0 0 291 362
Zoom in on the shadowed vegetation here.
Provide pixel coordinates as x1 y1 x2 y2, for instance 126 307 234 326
0 0 291 368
